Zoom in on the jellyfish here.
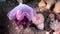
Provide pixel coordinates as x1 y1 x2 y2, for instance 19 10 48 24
7 4 36 29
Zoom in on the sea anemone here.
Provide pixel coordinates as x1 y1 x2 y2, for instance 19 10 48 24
54 2 60 14
38 0 46 12
32 13 44 30
7 4 36 28
46 0 56 10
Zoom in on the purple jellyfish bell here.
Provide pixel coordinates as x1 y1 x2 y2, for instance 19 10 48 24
7 4 36 28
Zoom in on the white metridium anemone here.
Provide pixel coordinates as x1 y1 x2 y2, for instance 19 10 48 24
50 20 60 31
32 13 44 30
38 0 46 12
46 0 56 10
53 27 60 34
53 1 60 14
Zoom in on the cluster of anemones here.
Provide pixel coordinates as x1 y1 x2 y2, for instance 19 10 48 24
7 0 60 34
